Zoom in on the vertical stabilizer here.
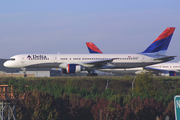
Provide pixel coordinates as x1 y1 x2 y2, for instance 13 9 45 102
141 27 175 56
86 42 103 53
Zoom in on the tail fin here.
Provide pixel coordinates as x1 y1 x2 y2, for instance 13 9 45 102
86 42 103 53
141 27 175 56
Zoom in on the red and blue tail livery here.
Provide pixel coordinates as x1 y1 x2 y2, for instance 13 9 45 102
86 42 103 53
141 27 175 55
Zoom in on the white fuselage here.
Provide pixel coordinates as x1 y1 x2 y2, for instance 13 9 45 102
4 54 170 70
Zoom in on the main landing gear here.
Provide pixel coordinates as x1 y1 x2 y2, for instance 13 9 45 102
86 68 98 76
87 73 98 76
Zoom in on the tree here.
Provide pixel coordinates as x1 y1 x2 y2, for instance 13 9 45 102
134 74 156 98
16 90 60 120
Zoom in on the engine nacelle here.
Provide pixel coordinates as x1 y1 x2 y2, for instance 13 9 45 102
160 71 176 76
60 64 85 74
169 71 176 76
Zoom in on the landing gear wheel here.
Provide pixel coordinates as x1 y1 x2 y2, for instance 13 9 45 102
22 68 27 77
94 73 98 76
24 74 27 77
86 73 98 76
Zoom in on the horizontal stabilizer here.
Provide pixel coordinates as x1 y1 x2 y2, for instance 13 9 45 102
145 66 168 72
153 56 176 61
145 66 180 74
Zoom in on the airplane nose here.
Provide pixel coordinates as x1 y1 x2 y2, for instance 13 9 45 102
3 61 9 67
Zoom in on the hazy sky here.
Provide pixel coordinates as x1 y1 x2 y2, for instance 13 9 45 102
1 0 180 62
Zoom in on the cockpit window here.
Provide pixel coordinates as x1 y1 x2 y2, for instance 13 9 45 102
9 58 15 61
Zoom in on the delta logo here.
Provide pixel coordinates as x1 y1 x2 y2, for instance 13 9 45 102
27 55 32 59
27 55 49 60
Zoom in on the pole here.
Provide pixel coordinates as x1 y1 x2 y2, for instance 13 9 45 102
106 79 109 89
132 76 136 97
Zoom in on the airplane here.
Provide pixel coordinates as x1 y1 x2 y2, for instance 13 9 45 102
86 33 180 76
4 27 176 77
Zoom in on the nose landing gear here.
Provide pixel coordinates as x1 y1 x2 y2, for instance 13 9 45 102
22 68 27 77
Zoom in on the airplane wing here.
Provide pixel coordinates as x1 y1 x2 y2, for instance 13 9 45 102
82 58 115 67
144 66 180 73
144 66 168 73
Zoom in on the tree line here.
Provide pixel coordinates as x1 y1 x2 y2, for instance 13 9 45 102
3 74 180 119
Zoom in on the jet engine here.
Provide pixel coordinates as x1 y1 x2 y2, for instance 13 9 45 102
60 63 85 73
